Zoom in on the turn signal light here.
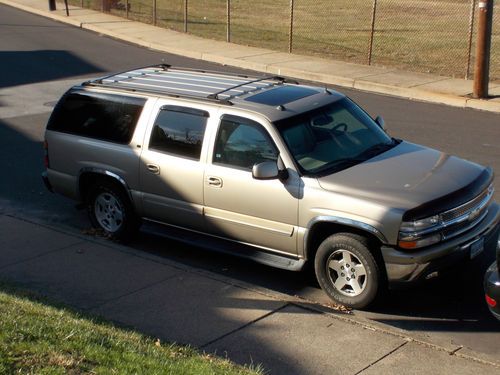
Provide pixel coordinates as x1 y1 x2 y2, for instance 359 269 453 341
486 294 497 308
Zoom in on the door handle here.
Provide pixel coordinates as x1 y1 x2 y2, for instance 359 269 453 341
207 176 223 187
147 164 160 174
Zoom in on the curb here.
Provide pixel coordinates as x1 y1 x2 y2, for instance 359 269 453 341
3 0 500 114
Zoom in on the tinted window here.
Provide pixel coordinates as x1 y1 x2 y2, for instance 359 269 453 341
149 106 208 159
47 90 145 144
213 116 278 170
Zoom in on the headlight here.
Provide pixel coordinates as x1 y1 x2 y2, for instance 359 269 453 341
400 215 439 232
399 215 441 249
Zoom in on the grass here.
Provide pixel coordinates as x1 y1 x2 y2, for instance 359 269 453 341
73 0 500 81
0 283 263 374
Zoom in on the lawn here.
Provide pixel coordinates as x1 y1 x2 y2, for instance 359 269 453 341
75 0 500 81
0 284 262 374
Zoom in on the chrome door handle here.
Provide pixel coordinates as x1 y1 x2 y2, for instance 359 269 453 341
147 164 160 174
207 176 223 187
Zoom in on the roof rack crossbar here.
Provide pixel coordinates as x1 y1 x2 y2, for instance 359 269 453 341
82 81 234 106
207 76 286 100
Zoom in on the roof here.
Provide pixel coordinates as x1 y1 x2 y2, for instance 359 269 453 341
82 64 344 122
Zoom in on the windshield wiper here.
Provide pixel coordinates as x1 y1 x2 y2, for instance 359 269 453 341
354 140 396 160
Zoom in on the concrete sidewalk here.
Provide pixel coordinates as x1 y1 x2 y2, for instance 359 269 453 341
3 0 500 114
1 213 499 374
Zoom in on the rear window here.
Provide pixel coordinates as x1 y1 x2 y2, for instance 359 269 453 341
47 90 146 144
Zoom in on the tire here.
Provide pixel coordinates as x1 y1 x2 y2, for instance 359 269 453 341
314 233 381 309
86 179 139 242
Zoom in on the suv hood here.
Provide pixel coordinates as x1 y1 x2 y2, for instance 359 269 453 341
317 141 490 216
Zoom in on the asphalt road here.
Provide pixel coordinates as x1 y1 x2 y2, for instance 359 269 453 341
1 4 500 362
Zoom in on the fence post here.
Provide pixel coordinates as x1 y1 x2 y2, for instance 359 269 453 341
368 0 378 65
473 0 494 98
126 0 129 19
153 0 156 25
227 0 231 43
466 0 477 79
184 0 188 33
288 0 294 53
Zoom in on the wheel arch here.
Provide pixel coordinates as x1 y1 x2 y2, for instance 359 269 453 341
305 216 387 264
78 168 132 203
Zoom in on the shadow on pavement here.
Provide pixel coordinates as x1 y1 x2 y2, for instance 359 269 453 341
0 50 102 89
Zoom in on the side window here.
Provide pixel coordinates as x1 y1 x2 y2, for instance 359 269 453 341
213 115 278 170
47 90 145 144
149 106 208 159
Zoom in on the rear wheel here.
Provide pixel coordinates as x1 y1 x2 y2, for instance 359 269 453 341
87 179 139 242
315 233 381 309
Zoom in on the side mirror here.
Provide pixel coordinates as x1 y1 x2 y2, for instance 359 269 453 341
375 116 386 131
252 156 289 181
252 161 279 180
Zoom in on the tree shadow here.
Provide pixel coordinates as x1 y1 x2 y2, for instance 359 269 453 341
0 50 102 89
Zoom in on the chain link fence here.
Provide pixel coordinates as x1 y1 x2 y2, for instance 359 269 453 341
70 0 499 82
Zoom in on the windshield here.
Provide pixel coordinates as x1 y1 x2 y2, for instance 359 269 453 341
275 98 395 176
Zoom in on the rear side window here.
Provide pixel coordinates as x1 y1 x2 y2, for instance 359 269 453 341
149 106 209 159
47 90 146 144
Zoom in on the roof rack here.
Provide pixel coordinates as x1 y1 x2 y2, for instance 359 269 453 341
83 64 293 106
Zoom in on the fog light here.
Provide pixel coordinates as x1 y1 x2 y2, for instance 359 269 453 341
486 294 497 308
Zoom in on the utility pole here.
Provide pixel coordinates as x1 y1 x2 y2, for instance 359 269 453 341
473 0 494 99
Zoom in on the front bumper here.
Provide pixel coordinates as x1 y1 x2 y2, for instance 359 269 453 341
484 261 500 320
381 202 500 284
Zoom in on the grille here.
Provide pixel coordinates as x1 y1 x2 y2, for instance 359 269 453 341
440 185 493 223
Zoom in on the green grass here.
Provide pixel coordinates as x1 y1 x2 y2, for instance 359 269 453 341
0 284 262 374
72 0 500 81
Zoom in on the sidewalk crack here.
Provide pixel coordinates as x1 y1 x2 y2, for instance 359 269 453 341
0 240 84 271
354 340 409 375
85 273 182 311
200 303 290 349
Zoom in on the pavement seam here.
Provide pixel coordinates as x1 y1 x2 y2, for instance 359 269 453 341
0 239 85 272
353 340 410 375
199 303 290 350
85 273 183 311
3 213 500 369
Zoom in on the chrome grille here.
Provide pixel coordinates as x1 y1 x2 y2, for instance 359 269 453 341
439 183 494 240
440 184 493 223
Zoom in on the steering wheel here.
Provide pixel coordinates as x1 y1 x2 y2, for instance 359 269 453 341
332 123 348 132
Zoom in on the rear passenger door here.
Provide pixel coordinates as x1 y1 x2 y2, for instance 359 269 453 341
139 101 213 231
203 114 300 254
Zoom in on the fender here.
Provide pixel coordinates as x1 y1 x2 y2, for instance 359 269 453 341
78 167 133 202
304 215 388 256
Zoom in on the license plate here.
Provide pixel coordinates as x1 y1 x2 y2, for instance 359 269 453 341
470 237 485 259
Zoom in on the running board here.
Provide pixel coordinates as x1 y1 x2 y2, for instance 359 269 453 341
143 219 306 272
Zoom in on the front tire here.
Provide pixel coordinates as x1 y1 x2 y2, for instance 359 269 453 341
315 233 381 309
87 180 139 242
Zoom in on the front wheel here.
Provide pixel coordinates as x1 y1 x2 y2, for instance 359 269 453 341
315 233 381 309
87 180 139 242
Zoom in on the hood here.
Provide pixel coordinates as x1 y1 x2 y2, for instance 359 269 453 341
317 141 492 218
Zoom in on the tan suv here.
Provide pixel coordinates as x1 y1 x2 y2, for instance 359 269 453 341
42 65 500 308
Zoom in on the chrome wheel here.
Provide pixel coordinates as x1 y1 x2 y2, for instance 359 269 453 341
327 249 367 297
94 192 124 233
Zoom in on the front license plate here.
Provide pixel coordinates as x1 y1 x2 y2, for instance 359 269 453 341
470 237 484 259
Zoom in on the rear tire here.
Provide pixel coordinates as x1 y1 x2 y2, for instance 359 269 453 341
86 179 139 242
315 233 381 309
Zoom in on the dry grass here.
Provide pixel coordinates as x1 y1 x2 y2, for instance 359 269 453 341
75 0 500 81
